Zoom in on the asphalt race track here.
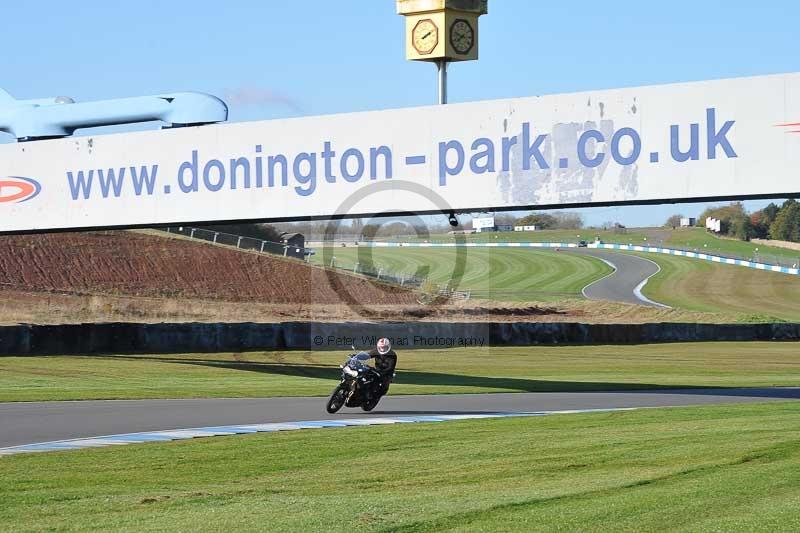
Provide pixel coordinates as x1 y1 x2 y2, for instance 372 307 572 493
568 248 667 307
3 388 800 449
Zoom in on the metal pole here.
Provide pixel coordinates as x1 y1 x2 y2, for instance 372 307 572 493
437 60 448 105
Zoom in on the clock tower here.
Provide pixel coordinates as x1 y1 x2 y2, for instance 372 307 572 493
397 0 488 62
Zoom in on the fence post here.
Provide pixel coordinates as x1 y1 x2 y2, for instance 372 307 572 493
260 241 266 253
236 236 242 248
400 275 405 286
354 262 359 273
213 233 219 244
377 268 383 280
330 256 336 268
190 228 196 239
284 246 289 257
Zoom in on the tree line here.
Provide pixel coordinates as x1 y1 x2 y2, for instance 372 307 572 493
210 210 593 241
666 199 800 242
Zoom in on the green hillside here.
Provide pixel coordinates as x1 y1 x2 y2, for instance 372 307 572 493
313 247 611 301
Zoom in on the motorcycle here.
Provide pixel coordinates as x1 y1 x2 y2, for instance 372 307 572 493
326 351 391 414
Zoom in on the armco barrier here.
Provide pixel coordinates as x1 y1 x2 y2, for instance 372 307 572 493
367 242 800 275
0 321 797 356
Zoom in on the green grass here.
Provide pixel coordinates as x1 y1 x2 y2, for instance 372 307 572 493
376 228 649 244
369 226 798 264
665 227 800 264
3 401 800 531
635 253 800 322
313 247 612 300
314 241 800 318
2 343 800 401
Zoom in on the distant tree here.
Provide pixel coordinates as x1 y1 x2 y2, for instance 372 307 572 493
516 212 557 229
696 202 753 240
762 203 781 225
750 211 768 239
358 220 416 239
493 213 518 226
769 200 800 242
553 212 584 230
600 221 625 230
664 214 684 229
201 223 282 242
729 215 755 241
361 224 379 239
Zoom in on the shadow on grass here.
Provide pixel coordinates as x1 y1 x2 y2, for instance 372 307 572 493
69 354 800 397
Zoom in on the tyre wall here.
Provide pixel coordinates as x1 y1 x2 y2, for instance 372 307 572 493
0 321 798 356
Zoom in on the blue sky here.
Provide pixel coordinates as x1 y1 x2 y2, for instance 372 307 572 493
1 0 798 226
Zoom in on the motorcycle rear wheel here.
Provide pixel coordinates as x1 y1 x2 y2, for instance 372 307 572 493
326 385 346 414
361 395 381 412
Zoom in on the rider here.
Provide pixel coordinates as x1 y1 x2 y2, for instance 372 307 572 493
367 337 397 396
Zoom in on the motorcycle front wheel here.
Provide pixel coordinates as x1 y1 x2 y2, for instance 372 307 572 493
326 385 346 414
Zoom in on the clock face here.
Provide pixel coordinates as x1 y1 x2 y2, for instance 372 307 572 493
449 19 475 55
412 19 438 55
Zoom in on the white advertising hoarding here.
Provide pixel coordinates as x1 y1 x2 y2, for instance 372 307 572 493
1 72 799 232
472 216 496 229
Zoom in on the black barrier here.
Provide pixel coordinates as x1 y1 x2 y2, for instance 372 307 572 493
0 322 798 356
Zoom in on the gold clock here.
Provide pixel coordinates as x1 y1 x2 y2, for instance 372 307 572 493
412 19 439 55
449 19 475 55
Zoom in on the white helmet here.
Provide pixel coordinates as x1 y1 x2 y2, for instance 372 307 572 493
376 337 391 355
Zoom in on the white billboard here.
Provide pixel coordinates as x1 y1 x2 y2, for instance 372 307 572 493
472 216 496 229
1 72 800 232
706 217 722 233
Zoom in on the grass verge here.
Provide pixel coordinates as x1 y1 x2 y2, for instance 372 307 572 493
311 247 612 301
636 253 800 322
665 227 800 263
372 227 649 244
2 342 800 401
2 402 800 531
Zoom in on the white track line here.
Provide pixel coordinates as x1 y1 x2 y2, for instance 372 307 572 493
632 255 671 308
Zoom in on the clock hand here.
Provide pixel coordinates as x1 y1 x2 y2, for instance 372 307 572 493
422 31 432 40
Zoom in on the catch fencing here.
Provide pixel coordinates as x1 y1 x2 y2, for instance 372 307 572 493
160 226 310 258
158 227 469 298
323 252 470 299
